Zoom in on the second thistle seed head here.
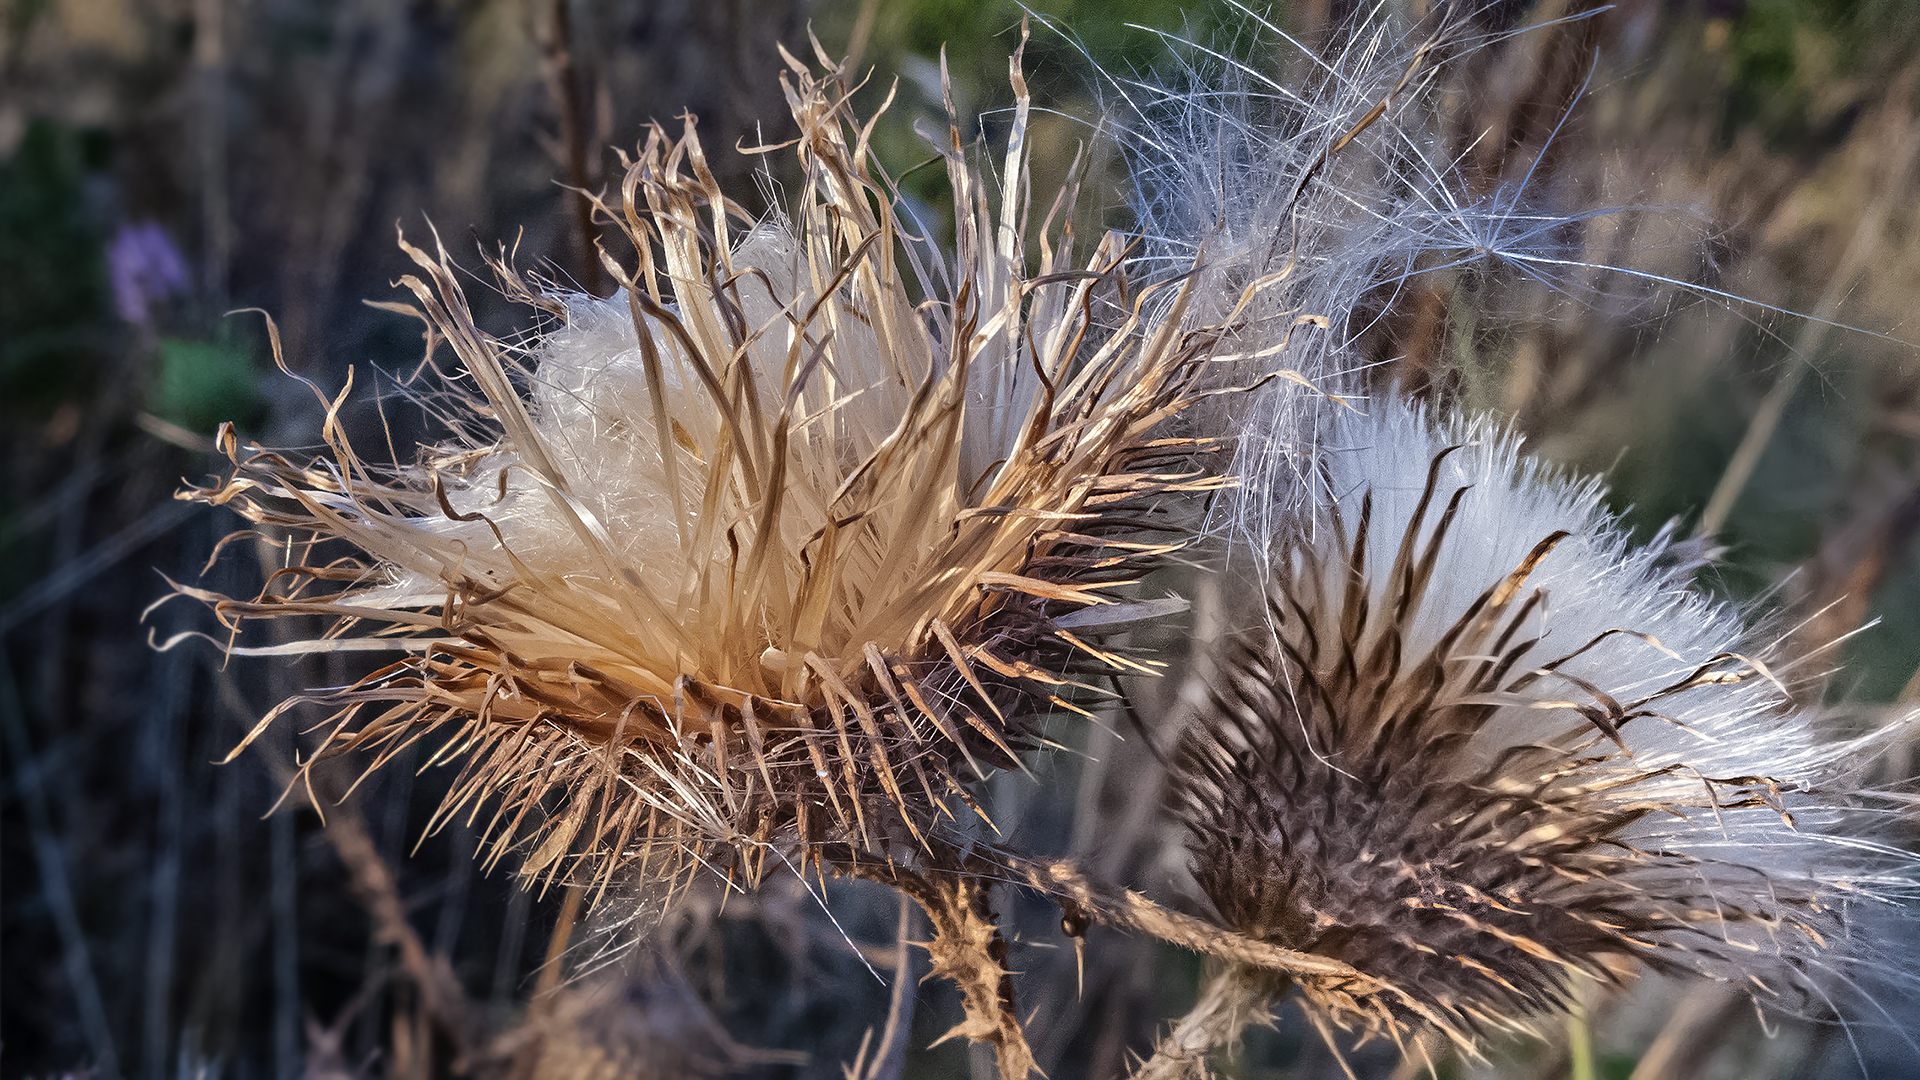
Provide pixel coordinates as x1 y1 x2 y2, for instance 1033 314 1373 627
1178 402 1891 1049
179 50 1226 903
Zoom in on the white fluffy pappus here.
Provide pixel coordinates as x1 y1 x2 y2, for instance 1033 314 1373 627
1099 5 1549 545
1100 3 1738 573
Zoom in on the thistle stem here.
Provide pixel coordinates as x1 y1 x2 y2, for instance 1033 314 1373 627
1568 975 1596 1080
1005 853 1368 982
846 859 1037 1079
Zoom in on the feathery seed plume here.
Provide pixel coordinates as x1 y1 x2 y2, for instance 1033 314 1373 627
1109 7 1490 551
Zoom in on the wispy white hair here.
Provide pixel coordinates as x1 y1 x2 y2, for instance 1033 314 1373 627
1097 3 1612 550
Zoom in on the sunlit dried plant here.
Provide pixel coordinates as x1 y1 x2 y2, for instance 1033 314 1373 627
177 38 1237 892
161 7 1920 1076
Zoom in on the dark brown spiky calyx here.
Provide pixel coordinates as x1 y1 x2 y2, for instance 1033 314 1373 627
1183 627 1679 1044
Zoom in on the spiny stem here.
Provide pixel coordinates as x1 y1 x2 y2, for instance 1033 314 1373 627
846 859 1037 1079
1568 975 1596 1080
1004 853 1370 983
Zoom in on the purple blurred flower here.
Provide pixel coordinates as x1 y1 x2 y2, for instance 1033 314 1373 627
109 221 190 327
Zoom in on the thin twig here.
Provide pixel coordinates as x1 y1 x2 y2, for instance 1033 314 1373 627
195 0 230 314
848 894 920 1080
271 793 302 1078
140 621 190 1080
492 874 536 1008
533 884 584 999
322 805 479 1062
1625 983 1746 1080
0 499 199 636
1698 104 1920 537
543 0 606 295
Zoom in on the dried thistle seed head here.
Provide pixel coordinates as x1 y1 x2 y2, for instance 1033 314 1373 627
179 50 1223 901
1177 401 1906 1051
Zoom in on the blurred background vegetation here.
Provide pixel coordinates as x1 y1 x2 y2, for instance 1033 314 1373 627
4 0 1920 1078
